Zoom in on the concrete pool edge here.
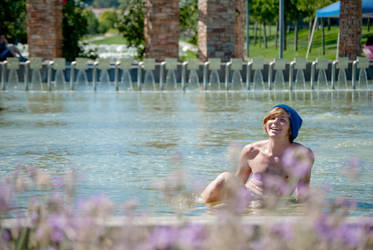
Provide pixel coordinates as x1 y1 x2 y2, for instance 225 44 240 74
2 216 373 229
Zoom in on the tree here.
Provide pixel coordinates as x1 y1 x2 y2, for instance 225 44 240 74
83 8 99 35
297 0 333 42
62 0 90 61
251 0 277 48
98 10 118 34
117 0 145 59
0 0 27 44
287 0 307 51
179 0 198 45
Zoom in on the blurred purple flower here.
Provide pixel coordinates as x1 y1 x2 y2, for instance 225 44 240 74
31 214 39 224
28 197 41 222
1 229 11 244
334 197 357 210
71 216 94 238
313 214 362 247
78 194 114 216
282 149 297 166
225 186 254 213
143 226 179 250
43 247 56 250
48 214 68 243
0 183 12 214
348 157 361 168
363 223 373 238
47 193 63 209
313 215 335 242
295 182 309 197
270 222 293 240
251 240 267 250
335 223 362 248
26 166 38 180
282 147 312 179
263 174 293 196
52 177 64 189
179 224 206 249
142 224 206 250
340 157 363 179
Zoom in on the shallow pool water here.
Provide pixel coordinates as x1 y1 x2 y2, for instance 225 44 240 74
0 90 373 216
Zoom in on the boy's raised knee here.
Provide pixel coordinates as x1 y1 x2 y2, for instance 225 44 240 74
217 171 232 180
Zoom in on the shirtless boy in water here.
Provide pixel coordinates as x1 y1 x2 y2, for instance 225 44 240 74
201 104 314 204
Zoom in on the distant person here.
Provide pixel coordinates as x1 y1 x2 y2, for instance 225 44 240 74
200 104 314 207
363 36 373 59
0 34 25 61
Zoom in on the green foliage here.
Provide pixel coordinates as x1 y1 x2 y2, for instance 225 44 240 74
179 49 198 62
98 10 118 34
0 0 27 44
296 0 334 21
179 0 198 45
286 0 303 21
251 0 278 25
117 0 145 59
63 0 97 61
83 8 99 34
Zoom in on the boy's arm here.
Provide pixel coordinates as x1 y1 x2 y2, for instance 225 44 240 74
235 145 259 184
296 148 315 201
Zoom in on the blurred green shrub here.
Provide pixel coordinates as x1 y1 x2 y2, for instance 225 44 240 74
117 0 145 59
179 0 198 45
0 0 27 44
63 0 96 61
83 8 99 35
98 10 118 34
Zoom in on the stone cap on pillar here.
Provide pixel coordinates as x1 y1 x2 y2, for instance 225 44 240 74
208 58 221 71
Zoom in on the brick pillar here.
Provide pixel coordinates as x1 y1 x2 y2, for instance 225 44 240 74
198 0 245 62
234 0 245 59
144 0 179 61
26 0 63 60
338 0 362 60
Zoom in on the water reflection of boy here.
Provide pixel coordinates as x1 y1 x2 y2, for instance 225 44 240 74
200 104 314 205
0 34 24 61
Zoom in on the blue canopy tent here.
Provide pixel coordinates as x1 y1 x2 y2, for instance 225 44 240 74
306 0 373 58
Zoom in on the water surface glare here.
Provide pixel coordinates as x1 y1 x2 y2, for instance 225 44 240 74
0 90 373 216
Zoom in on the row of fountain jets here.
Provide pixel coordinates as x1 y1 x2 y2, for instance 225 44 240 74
0 57 371 91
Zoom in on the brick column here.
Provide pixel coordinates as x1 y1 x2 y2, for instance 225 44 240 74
144 0 179 61
338 0 362 60
234 0 245 59
26 0 63 60
198 0 245 62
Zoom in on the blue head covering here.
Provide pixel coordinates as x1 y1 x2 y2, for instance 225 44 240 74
272 104 302 142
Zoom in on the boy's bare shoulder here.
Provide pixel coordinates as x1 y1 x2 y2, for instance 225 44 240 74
292 142 313 152
242 140 267 152
249 140 267 148
291 143 315 162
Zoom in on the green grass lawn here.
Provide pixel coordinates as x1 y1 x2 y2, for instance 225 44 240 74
248 25 373 62
84 25 373 61
91 35 127 45
82 34 128 45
